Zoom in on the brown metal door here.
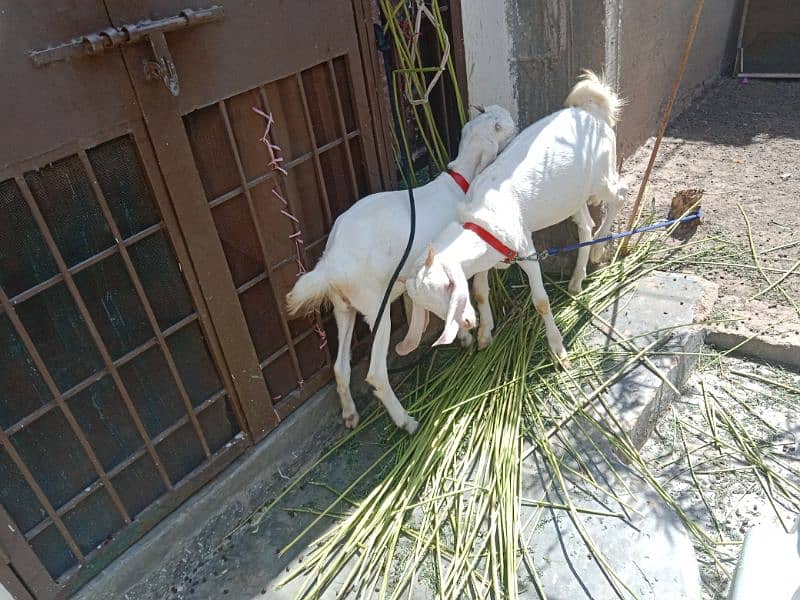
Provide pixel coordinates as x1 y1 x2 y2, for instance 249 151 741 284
0 2 251 596
102 0 387 430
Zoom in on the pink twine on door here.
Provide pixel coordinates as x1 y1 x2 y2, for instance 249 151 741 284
252 107 287 175
253 107 328 360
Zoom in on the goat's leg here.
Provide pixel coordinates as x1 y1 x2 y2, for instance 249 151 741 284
568 204 594 294
473 270 494 350
517 258 569 365
332 299 359 428
402 292 414 327
590 180 628 263
366 311 419 434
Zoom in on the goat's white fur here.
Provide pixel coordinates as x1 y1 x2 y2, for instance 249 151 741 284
286 106 516 433
402 71 626 362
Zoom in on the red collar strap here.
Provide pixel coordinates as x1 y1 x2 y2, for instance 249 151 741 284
446 169 469 193
462 222 517 263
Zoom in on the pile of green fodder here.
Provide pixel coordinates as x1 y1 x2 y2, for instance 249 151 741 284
246 228 764 599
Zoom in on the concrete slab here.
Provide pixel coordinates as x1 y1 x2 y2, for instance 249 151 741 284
519 271 715 599
73 271 715 600
590 271 718 450
705 295 800 371
521 437 702 600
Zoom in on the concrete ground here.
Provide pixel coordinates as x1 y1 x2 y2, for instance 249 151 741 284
639 354 800 599
621 78 800 599
78 271 712 600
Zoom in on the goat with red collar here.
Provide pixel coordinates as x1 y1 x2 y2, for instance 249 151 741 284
402 71 627 366
286 105 516 434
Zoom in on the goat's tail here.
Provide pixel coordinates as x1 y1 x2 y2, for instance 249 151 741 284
286 262 332 317
564 70 623 127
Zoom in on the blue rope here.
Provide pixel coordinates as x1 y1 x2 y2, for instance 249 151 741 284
516 210 703 262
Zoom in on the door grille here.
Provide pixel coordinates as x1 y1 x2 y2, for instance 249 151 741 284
0 135 243 581
183 56 371 415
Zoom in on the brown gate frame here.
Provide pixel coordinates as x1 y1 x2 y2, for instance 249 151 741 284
98 0 384 443
0 120 253 599
0 0 469 597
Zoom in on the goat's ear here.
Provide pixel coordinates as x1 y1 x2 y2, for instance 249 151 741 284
433 262 468 347
425 244 436 268
475 137 500 175
471 104 485 114
396 301 429 356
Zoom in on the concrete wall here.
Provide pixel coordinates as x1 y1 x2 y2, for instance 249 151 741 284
459 0 742 155
460 0 517 123
616 0 743 157
457 0 741 260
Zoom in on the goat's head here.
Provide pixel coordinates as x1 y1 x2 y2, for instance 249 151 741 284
396 245 477 356
450 105 516 177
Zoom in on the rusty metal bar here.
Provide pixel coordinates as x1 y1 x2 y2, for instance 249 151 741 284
59 434 246 594
0 284 131 525
0 564 34 600
269 236 328 272
29 6 224 66
274 366 332 420
0 429 85 562
326 60 360 201
205 133 359 212
79 151 211 459
126 122 254 442
0 503 56 598
14 175 174 491
293 73 334 230
7 222 163 307
235 271 269 296
258 321 332 370
217 100 303 394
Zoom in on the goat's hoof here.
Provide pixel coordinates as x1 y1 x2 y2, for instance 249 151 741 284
568 280 583 295
343 411 360 429
590 246 606 264
403 417 419 435
554 350 571 370
477 332 493 351
458 331 474 348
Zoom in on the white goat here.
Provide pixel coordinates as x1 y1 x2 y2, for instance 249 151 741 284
286 106 516 433
400 72 626 363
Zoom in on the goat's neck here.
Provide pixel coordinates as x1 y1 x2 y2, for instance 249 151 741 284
435 223 503 278
447 153 481 182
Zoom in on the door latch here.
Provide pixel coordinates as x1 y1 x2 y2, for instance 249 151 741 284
29 6 224 97
143 32 180 96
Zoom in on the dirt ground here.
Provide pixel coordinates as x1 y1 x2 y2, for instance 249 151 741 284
624 78 800 599
619 77 800 302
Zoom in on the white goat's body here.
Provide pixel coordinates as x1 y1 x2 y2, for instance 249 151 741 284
462 107 618 255
286 105 516 433
403 72 626 363
316 174 468 326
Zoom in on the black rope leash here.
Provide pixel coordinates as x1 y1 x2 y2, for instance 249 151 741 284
372 23 416 351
